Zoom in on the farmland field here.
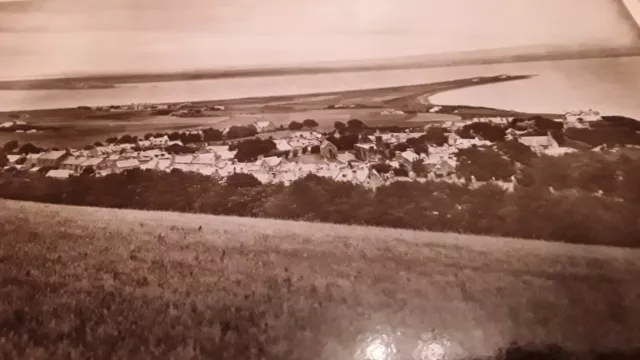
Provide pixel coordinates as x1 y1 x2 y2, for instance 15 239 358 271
1 199 639 359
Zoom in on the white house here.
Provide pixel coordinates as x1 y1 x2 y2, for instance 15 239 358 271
273 139 294 152
564 110 602 123
253 120 277 133
518 134 559 153
45 169 74 179
113 159 140 173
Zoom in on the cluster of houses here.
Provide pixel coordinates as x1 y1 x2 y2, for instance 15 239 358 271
2 110 588 189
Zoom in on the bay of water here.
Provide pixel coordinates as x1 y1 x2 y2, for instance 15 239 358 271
1 56 639 119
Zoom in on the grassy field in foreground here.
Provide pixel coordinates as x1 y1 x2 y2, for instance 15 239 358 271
1 199 640 359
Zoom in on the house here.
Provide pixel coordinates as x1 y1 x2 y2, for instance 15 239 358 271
113 159 140 173
428 159 456 178
518 134 558 152
173 155 194 164
6 154 23 166
250 171 274 184
260 156 286 172
396 150 420 167
192 153 217 166
36 150 69 168
273 139 294 152
45 169 74 179
150 136 170 147
320 140 338 160
336 152 357 165
60 156 88 172
253 120 277 133
353 143 378 162
206 145 229 153
217 150 237 161
166 140 184 147
543 147 578 157
274 171 298 185
78 157 105 172
564 110 602 123
334 168 384 189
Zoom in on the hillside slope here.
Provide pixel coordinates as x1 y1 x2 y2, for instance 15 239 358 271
1 199 639 359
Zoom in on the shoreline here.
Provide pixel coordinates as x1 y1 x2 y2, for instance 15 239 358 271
0 75 538 114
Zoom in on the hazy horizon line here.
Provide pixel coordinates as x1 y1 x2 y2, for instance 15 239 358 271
1 43 639 83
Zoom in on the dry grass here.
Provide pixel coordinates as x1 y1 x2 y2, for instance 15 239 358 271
1 199 639 359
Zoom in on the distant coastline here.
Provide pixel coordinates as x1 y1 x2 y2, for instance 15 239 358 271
0 46 638 91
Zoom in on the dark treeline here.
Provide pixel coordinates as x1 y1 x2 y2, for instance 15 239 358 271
1 150 640 248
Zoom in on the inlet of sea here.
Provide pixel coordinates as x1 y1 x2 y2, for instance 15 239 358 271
1 56 639 119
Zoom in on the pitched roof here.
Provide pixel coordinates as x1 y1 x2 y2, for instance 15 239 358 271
192 153 217 165
115 159 140 169
273 139 293 152
46 169 74 179
518 136 554 147
80 157 104 167
174 155 194 164
62 157 88 166
39 150 67 160
217 150 236 160
336 152 356 164
399 151 420 162
6 155 22 163
262 156 283 167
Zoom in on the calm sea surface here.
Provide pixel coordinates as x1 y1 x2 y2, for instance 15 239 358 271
1 56 639 119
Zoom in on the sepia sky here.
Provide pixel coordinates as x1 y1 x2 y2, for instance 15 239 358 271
0 0 639 78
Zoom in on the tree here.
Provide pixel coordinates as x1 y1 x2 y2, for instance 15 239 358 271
234 138 277 162
392 142 410 152
0 151 7 167
202 128 223 142
226 125 258 139
347 119 365 131
226 173 261 188
83 144 94 151
310 145 320 154
456 146 515 182
392 167 409 177
2 140 19 154
334 121 346 131
496 139 536 165
531 116 563 132
288 121 304 130
302 119 319 128
411 160 428 177
105 137 118 144
165 144 197 155
457 122 506 142
144 133 154 140
18 143 42 155
421 127 448 146
371 163 392 174
81 166 95 176
93 141 103 147
167 132 181 141
118 134 135 144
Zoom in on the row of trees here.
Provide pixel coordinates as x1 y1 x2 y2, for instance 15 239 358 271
1 150 639 248
288 119 319 130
